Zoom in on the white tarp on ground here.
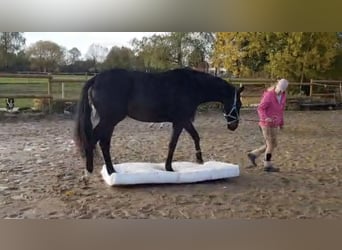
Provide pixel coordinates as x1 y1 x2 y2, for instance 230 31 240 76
101 161 240 186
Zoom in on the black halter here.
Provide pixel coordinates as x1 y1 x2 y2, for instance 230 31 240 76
223 89 239 124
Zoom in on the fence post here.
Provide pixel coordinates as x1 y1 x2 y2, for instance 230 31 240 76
48 75 52 113
61 82 65 99
339 82 342 103
47 76 52 96
309 79 313 98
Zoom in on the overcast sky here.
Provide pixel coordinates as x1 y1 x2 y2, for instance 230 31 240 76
24 32 162 58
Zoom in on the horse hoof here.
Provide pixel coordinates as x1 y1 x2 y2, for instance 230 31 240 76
84 169 92 176
165 166 174 172
196 159 204 164
106 166 116 175
107 170 115 175
80 172 90 186
86 167 93 174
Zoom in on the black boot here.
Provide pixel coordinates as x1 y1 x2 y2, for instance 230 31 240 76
264 165 280 172
263 153 279 172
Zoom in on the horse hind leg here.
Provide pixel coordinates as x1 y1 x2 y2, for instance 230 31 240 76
84 129 100 174
95 121 116 175
81 132 98 185
85 145 95 173
165 123 183 171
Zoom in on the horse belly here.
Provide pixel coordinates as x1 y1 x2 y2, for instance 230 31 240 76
127 102 169 122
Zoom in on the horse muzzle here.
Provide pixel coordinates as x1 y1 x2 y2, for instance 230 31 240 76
227 121 238 131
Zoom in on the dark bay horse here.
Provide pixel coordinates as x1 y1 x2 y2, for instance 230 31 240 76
75 68 244 175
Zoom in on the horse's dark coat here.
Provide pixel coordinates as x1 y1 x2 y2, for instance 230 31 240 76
75 68 244 175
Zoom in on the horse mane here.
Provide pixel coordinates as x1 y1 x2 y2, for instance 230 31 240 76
176 67 235 90
99 67 235 94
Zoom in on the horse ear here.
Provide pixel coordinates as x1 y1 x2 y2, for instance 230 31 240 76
238 86 244 93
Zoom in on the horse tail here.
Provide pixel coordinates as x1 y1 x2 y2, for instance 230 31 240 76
74 76 96 161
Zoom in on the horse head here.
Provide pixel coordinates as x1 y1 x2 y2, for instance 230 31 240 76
223 86 244 131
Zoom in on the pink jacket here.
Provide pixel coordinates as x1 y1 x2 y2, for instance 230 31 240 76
257 88 286 127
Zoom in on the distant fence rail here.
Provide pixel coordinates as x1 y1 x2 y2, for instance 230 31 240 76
227 78 342 109
0 73 341 112
0 94 53 99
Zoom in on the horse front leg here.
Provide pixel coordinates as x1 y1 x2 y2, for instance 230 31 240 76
184 121 204 164
165 123 183 171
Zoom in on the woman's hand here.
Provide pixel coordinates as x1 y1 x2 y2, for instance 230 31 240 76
265 117 273 123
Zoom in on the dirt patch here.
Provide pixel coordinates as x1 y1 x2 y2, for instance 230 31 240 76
0 110 341 218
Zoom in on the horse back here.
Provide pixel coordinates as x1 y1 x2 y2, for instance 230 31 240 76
90 69 205 122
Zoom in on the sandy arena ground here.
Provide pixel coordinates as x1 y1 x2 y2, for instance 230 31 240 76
0 110 341 218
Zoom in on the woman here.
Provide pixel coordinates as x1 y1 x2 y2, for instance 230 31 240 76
247 79 289 172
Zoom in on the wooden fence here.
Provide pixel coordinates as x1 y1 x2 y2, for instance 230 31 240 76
0 73 87 112
227 78 342 108
0 73 341 112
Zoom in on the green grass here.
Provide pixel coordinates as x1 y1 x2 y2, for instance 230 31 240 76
0 74 90 108
52 82 83 99
0 98 33 108
0 78 48 84
52 74 92 81
0 82 48 95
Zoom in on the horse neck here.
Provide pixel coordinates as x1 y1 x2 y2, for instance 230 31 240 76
198 82 232 104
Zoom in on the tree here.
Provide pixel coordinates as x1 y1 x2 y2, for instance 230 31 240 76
213 32 339 81
67 47 81 65
188 46 206 67
266 32 339 82
166 32 215 67
0 32 26 69
85 43 108 72
213 32 270 77
187 32 215 67
13 50 31 72
132 32 215 71
26 40 65 72
323 33 342 79
132 34 175 71
167 32 189 67
103 46 135 69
